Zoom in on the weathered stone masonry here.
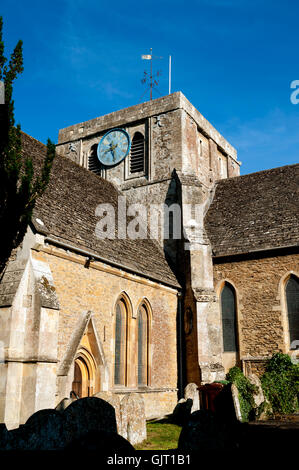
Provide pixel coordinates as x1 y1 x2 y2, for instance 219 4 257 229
213 252 299 374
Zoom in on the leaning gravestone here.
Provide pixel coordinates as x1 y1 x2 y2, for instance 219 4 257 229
120 393 146 445
231 383 243 422
94 391 121 433
184 383 200 413
247 373 264 407
247 373 271 420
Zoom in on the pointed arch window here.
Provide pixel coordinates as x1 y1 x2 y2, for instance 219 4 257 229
137 304 148 386
130 132 145 174
286 275 299 350
114 298 128 386
221 283 238 352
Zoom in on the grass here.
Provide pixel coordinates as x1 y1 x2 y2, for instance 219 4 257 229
134 419 182 450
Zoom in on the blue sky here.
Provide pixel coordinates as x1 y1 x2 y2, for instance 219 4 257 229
1 0 299 175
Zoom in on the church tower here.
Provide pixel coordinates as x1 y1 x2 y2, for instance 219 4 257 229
57 92 241 384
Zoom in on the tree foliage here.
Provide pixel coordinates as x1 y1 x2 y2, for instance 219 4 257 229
261 353 299 415
0 17 55 273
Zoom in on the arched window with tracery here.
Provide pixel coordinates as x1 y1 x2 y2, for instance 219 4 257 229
137 303 149 386
286 275 299 350
221 282 238 352
114 298 128 386
130 132 145 174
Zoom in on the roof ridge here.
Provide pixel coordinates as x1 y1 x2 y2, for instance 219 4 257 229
216 162 299 184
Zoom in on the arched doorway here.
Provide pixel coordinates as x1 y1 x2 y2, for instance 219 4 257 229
71 348 97 398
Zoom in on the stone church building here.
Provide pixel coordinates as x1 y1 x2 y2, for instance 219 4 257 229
0 92 298 430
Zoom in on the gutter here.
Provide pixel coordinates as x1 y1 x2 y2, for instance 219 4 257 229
213 244 299 262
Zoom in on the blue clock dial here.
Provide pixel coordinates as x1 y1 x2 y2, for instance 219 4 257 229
97 128 131 167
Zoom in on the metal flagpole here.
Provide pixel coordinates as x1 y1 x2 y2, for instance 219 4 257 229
150 48 153 100
169 55 171 95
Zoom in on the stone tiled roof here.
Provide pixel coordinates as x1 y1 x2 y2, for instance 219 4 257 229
205 164 299 257
22 133 180 288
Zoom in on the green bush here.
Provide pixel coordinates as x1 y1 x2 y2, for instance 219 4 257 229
226 366 257 422
261 353 299 415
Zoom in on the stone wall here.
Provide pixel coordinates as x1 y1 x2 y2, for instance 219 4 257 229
213 252 299 370
34 245 178 418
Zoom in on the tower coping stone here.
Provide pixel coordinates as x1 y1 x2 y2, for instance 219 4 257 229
57 91 237 160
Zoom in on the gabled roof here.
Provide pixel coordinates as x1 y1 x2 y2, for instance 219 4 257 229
21 133 180 288
205 164 299 257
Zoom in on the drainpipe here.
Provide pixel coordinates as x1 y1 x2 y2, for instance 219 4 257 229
177 291 184 399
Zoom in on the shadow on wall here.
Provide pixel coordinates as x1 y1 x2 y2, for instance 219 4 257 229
164 172 201 393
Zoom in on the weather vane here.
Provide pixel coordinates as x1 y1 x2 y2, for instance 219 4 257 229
140 48 163 101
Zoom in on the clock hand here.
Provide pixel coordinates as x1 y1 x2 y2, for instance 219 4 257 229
102 143 117 155
111 148 116 161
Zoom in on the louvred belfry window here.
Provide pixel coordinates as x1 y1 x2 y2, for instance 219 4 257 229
88 143 102 175
130 132 145 174
286 275 299 349
221 283 238 352
114 299 127 386
137 304 148 386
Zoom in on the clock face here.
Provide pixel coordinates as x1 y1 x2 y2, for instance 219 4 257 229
97 128 131 167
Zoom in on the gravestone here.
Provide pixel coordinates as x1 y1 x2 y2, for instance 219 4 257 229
0 423 9 450
64 397 117 443
2 409 65 451
94 391 121 433
248 374 264 406
171 398 193 425
64 430 136 454
247 373 271 420
178 409 237 451
184 383 200 413
22 409 66 450
231 383 242 422
120 393 146 445
55 397 75 412
0 397 134 451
